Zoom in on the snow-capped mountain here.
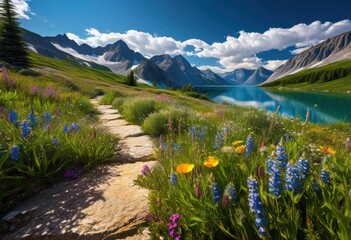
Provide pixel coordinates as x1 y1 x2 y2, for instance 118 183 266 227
134 54 228 89
221 67 272 85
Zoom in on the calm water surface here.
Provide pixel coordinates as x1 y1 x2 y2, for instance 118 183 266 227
199 86 351 124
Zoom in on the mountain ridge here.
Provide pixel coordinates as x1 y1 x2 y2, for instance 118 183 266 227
264 30 351 84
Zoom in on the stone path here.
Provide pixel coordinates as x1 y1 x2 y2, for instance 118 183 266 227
2 97 157 239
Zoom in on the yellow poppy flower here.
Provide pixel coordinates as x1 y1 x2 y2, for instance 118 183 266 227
176 163 195 174
235 145 246 154
232 140 243 147
320 146 336 155
204 156 219 168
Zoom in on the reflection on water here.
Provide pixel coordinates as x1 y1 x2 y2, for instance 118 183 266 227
200 86 351 124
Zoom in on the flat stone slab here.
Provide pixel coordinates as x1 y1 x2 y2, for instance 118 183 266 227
116 136 155 162
97 105 113 110
3 161 157 239
99 108 119 114
100 114 123 121
104 119 129 128
109 125 144 139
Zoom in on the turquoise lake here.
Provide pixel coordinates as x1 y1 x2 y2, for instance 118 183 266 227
198 86 351 124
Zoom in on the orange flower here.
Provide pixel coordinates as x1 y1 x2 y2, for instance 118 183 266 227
320 146 336 155
232 140 243 147
204 156 219 168
235 145 246 154
176 163 195 174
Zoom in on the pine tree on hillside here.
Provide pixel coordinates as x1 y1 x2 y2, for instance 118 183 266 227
0 0 29 68
125 70 136 86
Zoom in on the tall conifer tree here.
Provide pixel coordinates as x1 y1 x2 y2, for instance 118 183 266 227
0 0 28 67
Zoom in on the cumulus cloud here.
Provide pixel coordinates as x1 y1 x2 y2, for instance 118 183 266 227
0 0 34 19
67 20 351 72
68 28 185 57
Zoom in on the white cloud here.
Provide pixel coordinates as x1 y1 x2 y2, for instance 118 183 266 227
263 60 288 71
68 28 185 57
290 46 310 55
67 20 351 73
0 0 34 19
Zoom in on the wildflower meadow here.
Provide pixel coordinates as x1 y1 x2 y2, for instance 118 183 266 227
136 105 351 239
0 66 117 213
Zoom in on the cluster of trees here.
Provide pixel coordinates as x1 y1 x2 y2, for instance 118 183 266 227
0 0 28 68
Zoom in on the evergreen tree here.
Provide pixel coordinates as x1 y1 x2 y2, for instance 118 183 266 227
0 0 29 67
125 70 136 86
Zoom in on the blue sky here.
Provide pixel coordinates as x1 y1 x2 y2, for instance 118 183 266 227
13 0 351 72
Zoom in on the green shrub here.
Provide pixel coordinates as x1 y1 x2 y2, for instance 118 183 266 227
112 97 129 113
142 107 191 136
185 91 209 100
18 69 40 77
99 90 125 105
121 98 158 125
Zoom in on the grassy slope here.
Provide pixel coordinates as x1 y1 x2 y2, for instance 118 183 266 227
27 52 218 113
262 60 351 93
28 52 126 95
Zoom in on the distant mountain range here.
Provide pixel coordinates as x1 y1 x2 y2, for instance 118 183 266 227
22 29 272 89
133 54 228 88
263 30 351 84
221 67 272 85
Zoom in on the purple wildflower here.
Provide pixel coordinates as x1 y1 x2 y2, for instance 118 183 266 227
45 86 57 98
141 165 151 175
168 213 181 240
29 85 38 95
64 169 79 179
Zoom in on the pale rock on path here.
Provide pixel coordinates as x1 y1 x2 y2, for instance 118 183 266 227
2 97 157 239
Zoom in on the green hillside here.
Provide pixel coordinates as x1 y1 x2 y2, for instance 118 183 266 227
27 52 126 95
262 60 351 92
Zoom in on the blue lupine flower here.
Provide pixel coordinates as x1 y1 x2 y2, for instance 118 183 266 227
285 163 302 194
190 125 199 141
20 120 31 138
212 182 221 204
266 156 275 175
276 144 288 169
9 110 18 125
170 172 177 186
321 169 331 184
173 144 181 151
213 133 224 149
11 145 19 161
63 124 70 134
27 111 37 127
268 160 282 197
70 122 79 132
297 158 310 179
247 177 267 237
43 111 52 124
224 182 237 202
245 135 254 157
258 227 267 237
221 127 228 141
52 136 60 148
